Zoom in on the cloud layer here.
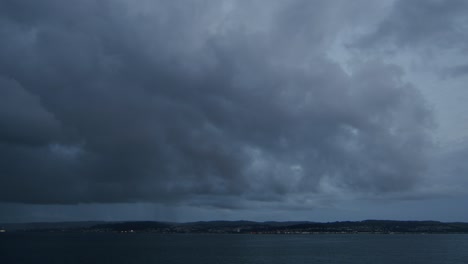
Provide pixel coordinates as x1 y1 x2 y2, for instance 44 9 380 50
0 0 435 208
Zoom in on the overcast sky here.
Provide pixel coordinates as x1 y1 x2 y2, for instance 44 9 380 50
1 0 468 223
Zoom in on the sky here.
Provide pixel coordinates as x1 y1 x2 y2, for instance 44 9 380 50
1 0 468 223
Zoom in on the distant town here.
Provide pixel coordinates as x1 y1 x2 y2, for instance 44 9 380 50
2 220 468 234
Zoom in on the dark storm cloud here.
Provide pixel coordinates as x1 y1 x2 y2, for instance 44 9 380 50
442 64 468 78
355 0 468 199
359 0 468 51
0 0 433 206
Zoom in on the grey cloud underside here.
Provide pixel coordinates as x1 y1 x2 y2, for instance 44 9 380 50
360 0 468 51
0 0 432 206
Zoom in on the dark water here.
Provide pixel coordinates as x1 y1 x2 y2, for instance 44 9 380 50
1 233 468 264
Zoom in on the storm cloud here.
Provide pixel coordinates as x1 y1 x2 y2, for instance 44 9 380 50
0 0 435 211
360 0 468 50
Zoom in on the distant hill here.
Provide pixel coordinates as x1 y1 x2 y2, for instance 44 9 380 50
2 220 468 234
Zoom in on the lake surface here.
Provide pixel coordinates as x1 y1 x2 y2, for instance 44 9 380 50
1 233 468 264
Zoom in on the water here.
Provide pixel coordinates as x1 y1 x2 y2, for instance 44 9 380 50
1 233 468 263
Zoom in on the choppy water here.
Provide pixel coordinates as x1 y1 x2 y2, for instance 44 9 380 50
1 233 468 263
